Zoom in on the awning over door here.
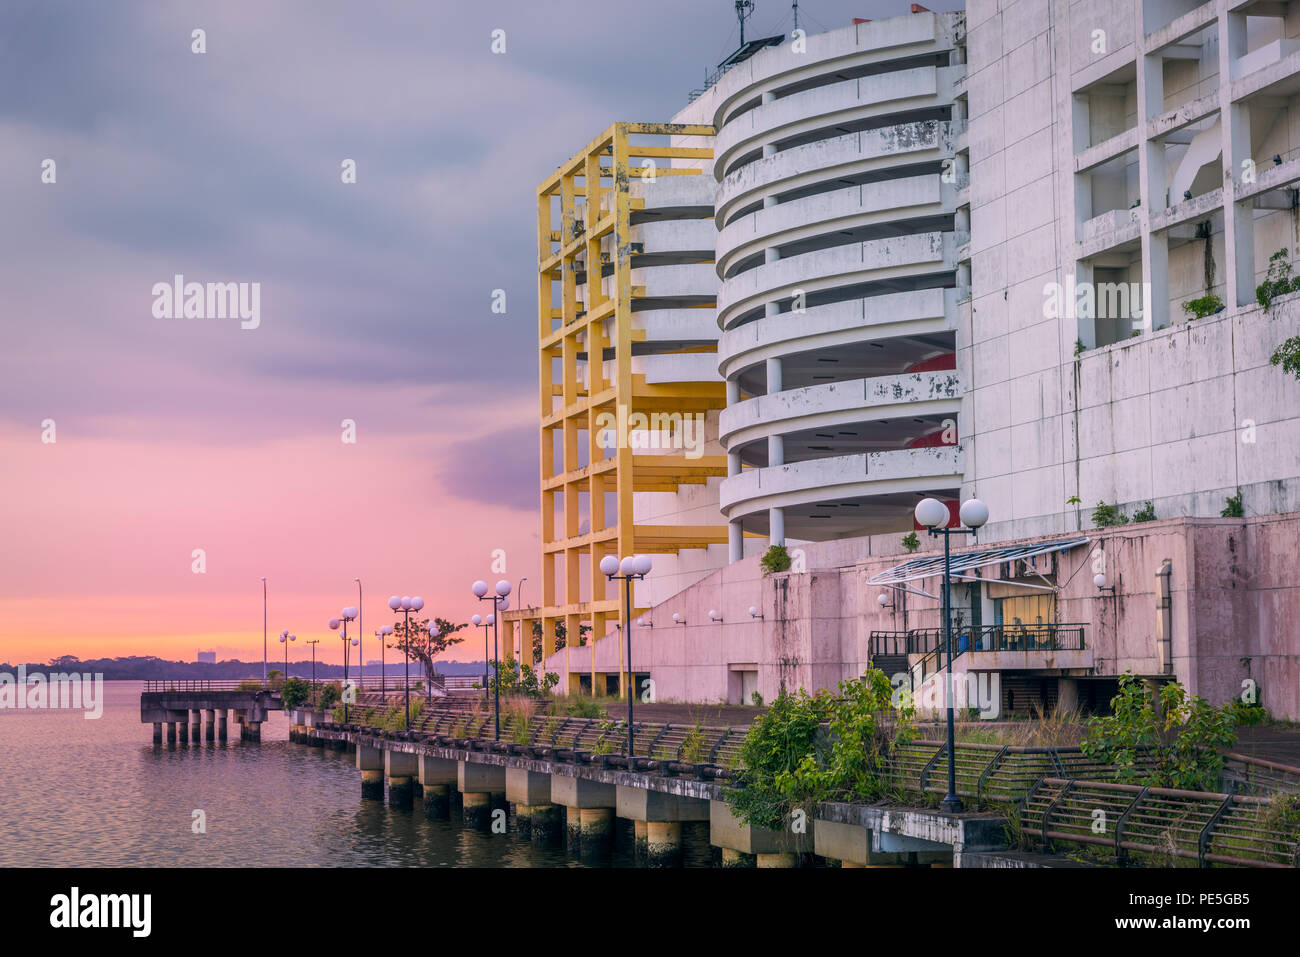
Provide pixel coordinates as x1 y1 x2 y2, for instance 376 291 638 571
865 538 1090 586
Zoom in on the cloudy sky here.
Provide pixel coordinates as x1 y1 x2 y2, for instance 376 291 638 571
0 0 958 666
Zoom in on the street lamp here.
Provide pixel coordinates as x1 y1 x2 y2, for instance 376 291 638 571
329 605 359 722
471 579 510 741
375 625 394 695
599 553 652 760
914 496 988 814
305 638 320 704
261 577 268 689
277 630 296 681
354 578 363 693
386 595 424 731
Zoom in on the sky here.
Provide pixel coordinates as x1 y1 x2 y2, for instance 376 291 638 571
0 0 960 667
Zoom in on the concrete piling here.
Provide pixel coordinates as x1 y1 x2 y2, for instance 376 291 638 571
462 792 492 828
152 722 162 746
203 709 215 742
646 821 682 868
217 710 228 741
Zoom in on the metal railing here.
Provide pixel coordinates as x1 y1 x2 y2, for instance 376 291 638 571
142 679 272 692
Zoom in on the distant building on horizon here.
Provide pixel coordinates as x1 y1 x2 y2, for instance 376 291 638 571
196 651 216 664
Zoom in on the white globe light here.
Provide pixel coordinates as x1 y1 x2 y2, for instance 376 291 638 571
495 580 511 597
351 638 358 646
619 556 637 576
290 634 296 641
914 497 949 529
497 597 509 611
486 614 495 626
279 635 286 643
328 618 340 630
472 614 482 626
960 498 989 529
411 596 425 611
472 580 488 598
672 612 681 622
599 555 619 576
1094 573 1108 589
637 618 647 627
342 606 358 620
634 554 652 576
388 595 402 610
382 625 394 635
708 609 718 620
400 596 411 610
748 606 758 617
878 593 890 607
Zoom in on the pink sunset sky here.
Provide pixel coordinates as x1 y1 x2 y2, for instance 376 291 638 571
0 0 956 667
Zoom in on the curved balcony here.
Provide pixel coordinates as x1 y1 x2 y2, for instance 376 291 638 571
716 288 952 381
716 231 952 331
716 121 953 230
719 370 960 451
719 445 964 521
713 65 958 179
716 175 948 279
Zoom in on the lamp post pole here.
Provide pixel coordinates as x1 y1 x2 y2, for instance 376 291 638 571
261 577 268 689
914 497 988 815
306 639 319 704
472 580 512 742
600 554 653 760
354 578 363 693
329 606 359 722
278 631 296 680
387 597 424 731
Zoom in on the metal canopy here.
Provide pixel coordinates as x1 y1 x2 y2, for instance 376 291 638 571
865 538 1090 586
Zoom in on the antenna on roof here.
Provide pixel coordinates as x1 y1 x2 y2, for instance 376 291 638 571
736 1 755 46
792 0 798 32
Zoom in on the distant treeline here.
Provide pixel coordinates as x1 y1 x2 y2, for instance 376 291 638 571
1 655 489 680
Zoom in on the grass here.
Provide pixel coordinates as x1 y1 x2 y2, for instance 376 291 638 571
950 704 1085 748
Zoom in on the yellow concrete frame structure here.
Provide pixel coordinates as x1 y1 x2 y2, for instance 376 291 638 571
502 122 726 697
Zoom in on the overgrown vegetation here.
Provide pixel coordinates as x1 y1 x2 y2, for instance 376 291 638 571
1131 500 1157 523
1080 674 1238 792
1221 490 1245 518
1091 501 1129 527
760 544 792 576
901 531 920 553
487 657 559 699
1270 335 1300 380
280 676 312 708
1181 293 1223 320
724 670 915 831
317 681 341 710
1256 248 1300 312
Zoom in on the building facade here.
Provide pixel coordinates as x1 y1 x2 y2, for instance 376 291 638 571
508 3 1300 720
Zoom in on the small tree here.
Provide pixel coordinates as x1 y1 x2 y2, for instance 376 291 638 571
281 676 311 708
389 615 467 696
760 544 792 575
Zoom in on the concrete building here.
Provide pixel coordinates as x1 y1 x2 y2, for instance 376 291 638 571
508 3 1300 721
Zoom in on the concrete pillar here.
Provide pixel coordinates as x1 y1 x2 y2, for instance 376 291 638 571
769 506 785 547
530 804 563 845
357 744 384 800
634 820 648 861
729 519 743 564
152 722 162 746
166 721 177 745
243 721 261 742
565 805 582 848
756 852 797 868
463 792 491 829
720 847 755 868
579 807 613 845
514 803 535 839
190 710 201 742
218 710 228 741
422 784 451 819
203 709 215 742
765 356 782 397
645 821 682 868
385 750 418 808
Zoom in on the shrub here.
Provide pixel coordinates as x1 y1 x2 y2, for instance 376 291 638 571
1091 501 1128 527
1132 500 1156 523
1081 674 1238 791
1270 335 1300 380
317 682 341 709
1181 293 1223 320
1221 491 1245 518
280 676 312 708
901 531 920 553
1256 249 1300 312
760 544 792 576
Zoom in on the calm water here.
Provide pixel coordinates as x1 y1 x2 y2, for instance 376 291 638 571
0 681 715 867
